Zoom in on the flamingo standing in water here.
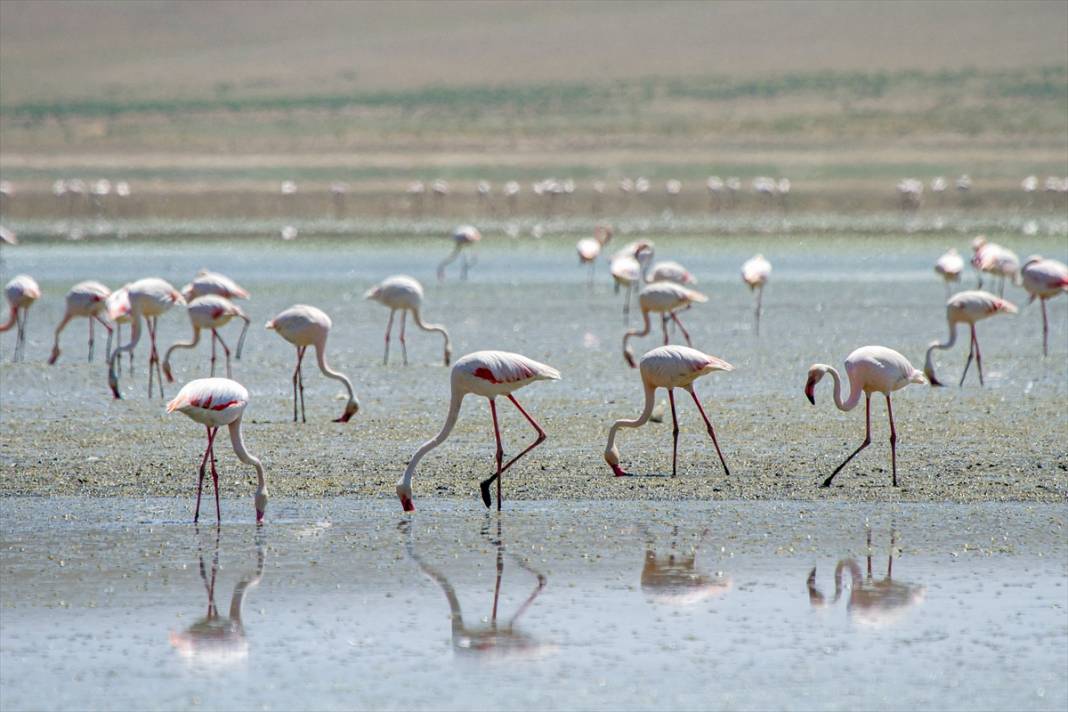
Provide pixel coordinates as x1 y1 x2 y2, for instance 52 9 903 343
805 346 927 488
181 270 250 302
934 248 964 298
741 254 771 334
48 280 113 364
605 345 733 478
622 282 707 367
166 377 268 523
923 290 1017 387
106 286 134 374
610 241 653 322
265 305 359 423
1 274 41 362
163 296 250 382
396 350 560 512
438 225 481 281
971 237 1019 295
107 277 185 399
364 275 451 366
576 225 613 287
1019 256 1068 356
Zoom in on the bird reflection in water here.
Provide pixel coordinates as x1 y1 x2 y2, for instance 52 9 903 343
807 528 925 627
640 524 731 606
402 518 555 658
169 526 266 662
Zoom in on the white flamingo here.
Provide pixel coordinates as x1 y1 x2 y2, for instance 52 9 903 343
107 277 185 398
924 290 1018 387
48 280 113 364
934 248 964 297
163 295 250 382
364 275 451 366
622 282 707 367
576 225 613 287
1 274 41 362
1020 256 1068 356
741 254 771 334
438 225 481 281
181 270 250 302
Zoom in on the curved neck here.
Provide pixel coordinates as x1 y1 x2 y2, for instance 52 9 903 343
228 419 266 495
0 306 17 332
405 530 464 631
399 387 464 489
410 308 451 356
51 314 73 349
235 316 250 359
606 382 656 454
228 544 265 624
624 309 652 344
313 342 356 408
164 326 201 366
110 308 143 363
925 320 959 374
821 365 863 411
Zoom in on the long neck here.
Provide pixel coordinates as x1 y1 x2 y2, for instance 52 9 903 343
228 543 265 624
623 309 652 346
110 308 142 363
399 386 464 489
51 314 73 351
228 419 266 495
164 325 201 367
823 365 863 411
0 306 16 332
606 382 656 455
410 308 451 358
405 529 464 631
234 316 250 359
313 342 357 408
924 320 959 375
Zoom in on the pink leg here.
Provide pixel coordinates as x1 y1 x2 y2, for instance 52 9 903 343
146 317 156 397
670 312 693 346
480 394 549 509
661 314 670 344
208 426 221 522
383 310 394 365
688 386 730 476
194 426 217 523
214 331 232 378
1041 297 1049 357
210 329 217 376
959 325 976 387
755 286 763 336
885 394 899 487
973 326 984 386
480 398 505 509
399 310 408 366
668 388 679 477
292 346 307 422
821 393 870 487
88 315 95 362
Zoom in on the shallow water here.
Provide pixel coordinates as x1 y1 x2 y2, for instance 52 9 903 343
1 498 1065 711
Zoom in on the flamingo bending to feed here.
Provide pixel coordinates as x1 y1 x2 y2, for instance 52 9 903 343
805 346 927 488
166 377 268 523
105 286 134 374
1 275 40 362
181 270 250 302
163 295 250 382
48 280 113 364
605 345 733 478
364 275 451 366
923 290 1017 387
438 225 481 281
622 282 707 367
1019 256 1068 356
107 278 185 399
265 305 359 423
933 248 963 298
740 254 771 334
396 350 560 512
576 225 613 287
610 241 653 322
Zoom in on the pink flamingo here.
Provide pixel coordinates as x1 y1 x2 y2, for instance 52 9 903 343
166 377 268 523
605 345 733 478
163 295 250 382
107 277 185 399
364 275 451 366
934 248 963 298
1020 256 1068 356
923 290 1017 387
610 241 653 322
1 274 41 362
48 280 113 364
649 260 697 285
970 237 1019 295
805 345 927 488
181 270 250 302
741 254 771 334
438 225 481 281
576 225 613 287
105 285 134 375
622 282 708 367
396 350 560 512
265 305 359 423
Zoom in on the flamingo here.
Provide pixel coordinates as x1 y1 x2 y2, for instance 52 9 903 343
396 350 560 512
610 241 653 322
48 280 113 364
163 295 250 382
741 254 771 334
265 305 359 423
181 270 250 302
622 282 707 368
649 260 697 285
166 377 268 523
805 346 927 488
971 237 1019 295
923 290 1017 387
576 225 613 287
1020 256 1068 356
1 274 41 362
605 345 733 477
364 275 451 366
438 225 481 282
105 285 134 375
933 248 964 298
107 277 185 399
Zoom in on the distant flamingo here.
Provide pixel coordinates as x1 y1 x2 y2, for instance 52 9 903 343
364 275 451 366
265 305 359 423
163 295 250 382
610 241 653 322
1020 256 1068 356
105 285 134 374
48 280 113 364
107 277 185 399
649 260 697 285
396 350 560 512
181 270 250 302
971 236 1019 295
1 274 41 362
606 345 733 478
924 290 1017 387
805 346 927 488
933 248 964 298
622 282 707 367
576 225 613 286
438 225 481 281
166 377 268 523
741 254 771 334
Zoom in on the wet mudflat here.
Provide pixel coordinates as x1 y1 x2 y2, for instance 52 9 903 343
1 498 1065 711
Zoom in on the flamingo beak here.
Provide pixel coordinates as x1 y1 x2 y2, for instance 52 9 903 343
256 509 264 523
108 368 121 399
162 362 174 383
399 494 415 512
48 346 60 365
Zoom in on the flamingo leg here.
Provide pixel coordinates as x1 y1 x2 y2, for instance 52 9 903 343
460 251 470 281
293 346 307 423
623 283 632 323
886 393 898 487
210 329 217 376
194 426 217 523
669 311 693 346
214 330 232 378
480 398 505 510
1041 297 1049 357
973 325 984 386
821 393 871 488
399 310 408 366
480 394 549 509
687 386 730 476
960 325 976 387
208 426 221 522
668 388 679 477
383 309 394 365
88 315 95 362
587 262 595 289
755 285 764 336
13 308 24 362
661 314 670 344
146 317 156 397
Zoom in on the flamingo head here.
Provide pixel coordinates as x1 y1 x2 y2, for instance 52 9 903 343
333 399 359 423
804 365 827 405
443 344 452 367
48 344 61 365
623 344 637 369
108 364 121 399
254 489 268 523
604 446 627 477
162 360 175 383
397 483 416 512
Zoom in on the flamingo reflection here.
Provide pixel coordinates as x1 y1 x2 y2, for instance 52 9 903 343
640 524 731 606
402 518 554 658
807 528 925 627
169 527 266 663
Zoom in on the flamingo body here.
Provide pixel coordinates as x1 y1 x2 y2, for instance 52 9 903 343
181 270 249 302
650 261 697 285
934 249 963 282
